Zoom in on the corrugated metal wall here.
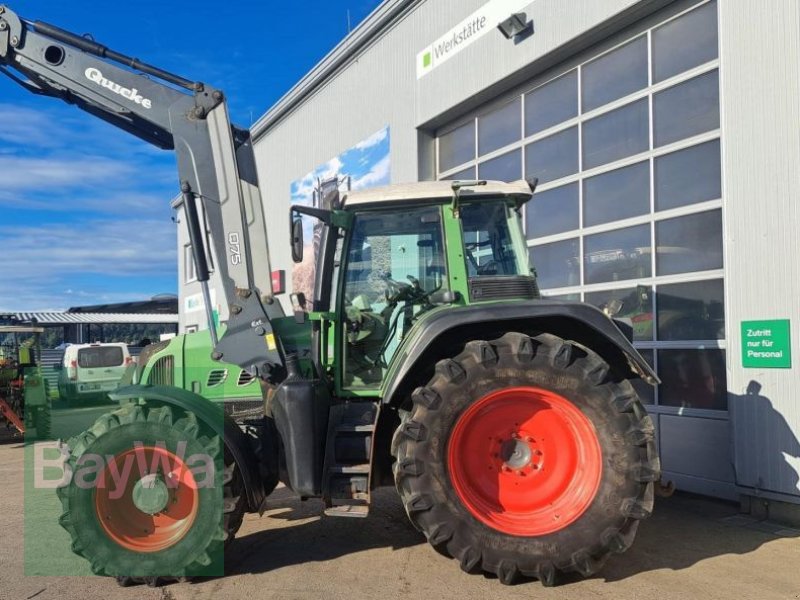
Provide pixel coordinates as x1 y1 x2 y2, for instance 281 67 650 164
251 0 663 285
720 0 800 501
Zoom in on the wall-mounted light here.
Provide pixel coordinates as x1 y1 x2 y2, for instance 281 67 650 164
497 12 533 40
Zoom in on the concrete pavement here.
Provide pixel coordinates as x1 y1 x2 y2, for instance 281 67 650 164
1 436 798 600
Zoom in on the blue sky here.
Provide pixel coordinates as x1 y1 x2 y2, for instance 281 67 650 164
0 1 381 311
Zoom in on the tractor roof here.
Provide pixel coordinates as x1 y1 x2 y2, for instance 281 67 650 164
341 179 533 208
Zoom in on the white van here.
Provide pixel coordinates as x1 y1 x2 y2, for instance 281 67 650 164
58 342 131 404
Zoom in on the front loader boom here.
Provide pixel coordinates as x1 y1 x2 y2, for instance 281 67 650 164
0 5 284 379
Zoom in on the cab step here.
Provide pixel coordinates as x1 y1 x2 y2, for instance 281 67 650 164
322 401 378 518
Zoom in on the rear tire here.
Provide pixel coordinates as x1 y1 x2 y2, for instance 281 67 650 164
392 332 658 585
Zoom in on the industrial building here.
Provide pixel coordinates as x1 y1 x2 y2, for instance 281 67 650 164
177 0 800 521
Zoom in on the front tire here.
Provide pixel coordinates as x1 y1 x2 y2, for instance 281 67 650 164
392 332 658 585
57 403 227 579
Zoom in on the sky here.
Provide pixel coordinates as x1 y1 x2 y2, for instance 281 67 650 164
0 0 382 311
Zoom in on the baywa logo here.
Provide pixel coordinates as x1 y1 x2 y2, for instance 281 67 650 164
34 440 215 495
84 67 153 109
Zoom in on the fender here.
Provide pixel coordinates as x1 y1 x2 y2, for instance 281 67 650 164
110 384 268 513
382 300 659 406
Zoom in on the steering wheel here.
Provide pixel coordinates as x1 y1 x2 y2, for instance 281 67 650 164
476 260 500 275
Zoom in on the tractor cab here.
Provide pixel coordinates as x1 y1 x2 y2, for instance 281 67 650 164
291 179 538 391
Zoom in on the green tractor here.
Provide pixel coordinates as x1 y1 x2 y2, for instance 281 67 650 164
0 321 52 440
59 180 657 586
0 7 658 587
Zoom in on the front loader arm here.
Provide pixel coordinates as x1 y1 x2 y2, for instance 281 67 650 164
0 5 285 380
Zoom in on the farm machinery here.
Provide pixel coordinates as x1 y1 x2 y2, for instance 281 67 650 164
0 5 659 587
0 319 51 439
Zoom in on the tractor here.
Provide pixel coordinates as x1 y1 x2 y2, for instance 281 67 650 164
0 319 52 440
0 5 659 587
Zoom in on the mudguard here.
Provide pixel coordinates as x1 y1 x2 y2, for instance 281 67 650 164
110 384 269 513
382 300 659 406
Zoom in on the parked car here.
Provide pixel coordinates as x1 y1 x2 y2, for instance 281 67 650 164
57 343 131 404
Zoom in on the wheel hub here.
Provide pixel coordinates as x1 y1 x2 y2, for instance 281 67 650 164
132 473 170 515
499 437 535 470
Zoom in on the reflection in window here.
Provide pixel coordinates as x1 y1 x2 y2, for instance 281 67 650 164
654 70 719 147
657 279 725 341
479 98 521 156
525 126 578 184
529 239 579 289
478 149 521 182
653 0 718 83
655 140 721 211
583 99 649 170
656 209 722 275
583 161 650 226
631 348 655 405
584 224 651 284
585 286 653 341
582 36 648 112
526 183 579 238
525 70 578 136
441 166 476 181
439 121 475 172
658 349 727 410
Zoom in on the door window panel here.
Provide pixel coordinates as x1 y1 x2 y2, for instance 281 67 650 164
478 149 521 182
525 70 578 136
529 239 579 289
585 286 654 341
342 207 448 388
582 36 648 112
656 209 722 275
525 126 578 184
439 121 475 172
526 183 579 238
653 1 718 83
584 224 651 284
583 161 650 226
657 279 725 341
655 140 721 211
658 349 727 410
441 166 476 181
654 70 719 147
583 99 649 170
479 98 521 156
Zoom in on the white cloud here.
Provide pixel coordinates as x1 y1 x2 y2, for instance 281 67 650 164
353 127 388 151
0 219 176 281
0 155 135 190
351 155 391 191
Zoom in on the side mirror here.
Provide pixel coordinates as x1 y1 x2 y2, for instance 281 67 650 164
291 217 304 264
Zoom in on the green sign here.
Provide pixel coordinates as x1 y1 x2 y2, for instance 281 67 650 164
741 319 792 368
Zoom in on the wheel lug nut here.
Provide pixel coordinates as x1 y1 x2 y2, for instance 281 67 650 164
525 436 533 443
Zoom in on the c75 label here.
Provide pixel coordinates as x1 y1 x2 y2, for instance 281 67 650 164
228 232 242 265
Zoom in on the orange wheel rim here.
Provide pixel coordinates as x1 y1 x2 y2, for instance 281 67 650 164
447 387 602 536
94 446 199 552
